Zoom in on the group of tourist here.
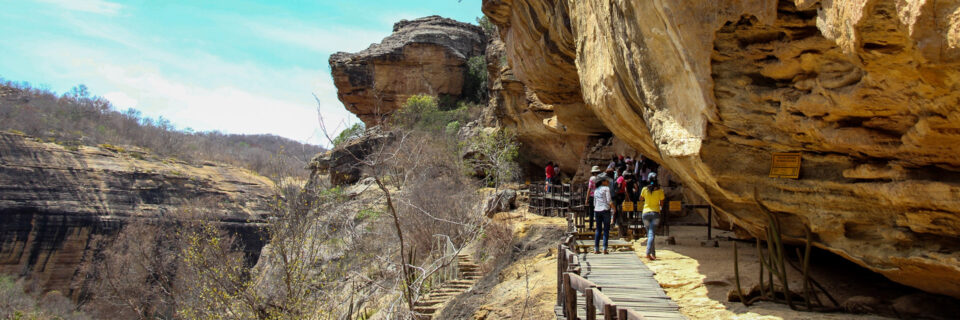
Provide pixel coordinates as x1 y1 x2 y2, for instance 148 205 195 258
584 155 664 260
540 156 664 259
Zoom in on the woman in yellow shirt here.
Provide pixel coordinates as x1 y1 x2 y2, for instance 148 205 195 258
640 172 665 260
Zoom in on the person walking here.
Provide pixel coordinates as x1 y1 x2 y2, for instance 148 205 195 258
544 161 555 192
593 174 615 254
585 166 601 230
640 172 665 260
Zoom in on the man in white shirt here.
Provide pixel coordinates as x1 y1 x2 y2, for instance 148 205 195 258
593 175 616 254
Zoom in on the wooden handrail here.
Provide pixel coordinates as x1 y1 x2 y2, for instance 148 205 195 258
621 308 645 320
568 273 596 292
562 271 648 320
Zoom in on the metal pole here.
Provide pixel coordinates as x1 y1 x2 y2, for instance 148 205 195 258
707 207 713 240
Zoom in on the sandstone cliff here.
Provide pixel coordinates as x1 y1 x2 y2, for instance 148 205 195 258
484 37 591 175
484 0 960 299
0 132 275 293
330 16 486 126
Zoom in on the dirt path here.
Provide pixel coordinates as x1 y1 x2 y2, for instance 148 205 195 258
637 226 892 320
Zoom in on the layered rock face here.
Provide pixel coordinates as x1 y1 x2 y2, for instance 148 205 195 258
330 16 486 126
484 37 591 174
0 132 274 293
484 0 960 298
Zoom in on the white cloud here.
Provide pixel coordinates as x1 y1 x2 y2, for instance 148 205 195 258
10 7 366 145
35 0 123 15
102 91 138 109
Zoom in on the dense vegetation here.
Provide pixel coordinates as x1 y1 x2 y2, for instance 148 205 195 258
0 79 323 179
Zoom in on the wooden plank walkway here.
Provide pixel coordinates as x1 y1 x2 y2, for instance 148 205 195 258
572 252 685 320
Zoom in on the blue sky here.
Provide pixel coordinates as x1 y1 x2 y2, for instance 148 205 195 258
0 0 482 146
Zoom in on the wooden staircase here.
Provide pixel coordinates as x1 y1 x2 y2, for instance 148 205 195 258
413 254 481 319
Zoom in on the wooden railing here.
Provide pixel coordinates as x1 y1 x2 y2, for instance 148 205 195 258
527 183 587 217
557 231 646 320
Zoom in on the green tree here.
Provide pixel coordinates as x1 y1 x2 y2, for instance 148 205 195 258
476 16 497 38
332 123 365 147
463 55 489 103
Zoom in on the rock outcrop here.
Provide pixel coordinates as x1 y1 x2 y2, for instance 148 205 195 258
484 0 960 298
330 16 486 126
0 132 274 294
484 37 592 175
308 128 393 186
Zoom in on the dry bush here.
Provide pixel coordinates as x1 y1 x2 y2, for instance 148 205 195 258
0 275 89 320
80 221 179 319
477 221 515 267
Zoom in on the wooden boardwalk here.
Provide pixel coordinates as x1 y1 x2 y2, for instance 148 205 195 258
567 252 685 320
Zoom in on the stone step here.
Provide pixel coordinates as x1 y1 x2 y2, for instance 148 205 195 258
416 300 444 306
413 306 439 313
432 289 466 294
444 285 472 290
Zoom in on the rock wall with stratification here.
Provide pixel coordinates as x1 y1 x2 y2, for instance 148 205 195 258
483 0 960 298
0 132 274 294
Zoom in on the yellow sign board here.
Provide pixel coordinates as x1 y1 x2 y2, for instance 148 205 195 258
769 152 802 179
621 201 635 212
669 201 682 212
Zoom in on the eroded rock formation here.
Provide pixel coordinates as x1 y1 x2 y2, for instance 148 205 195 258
484 37 592 175
0 132 274 293
308 127 393 186
330 16 486 126
483 0 960 298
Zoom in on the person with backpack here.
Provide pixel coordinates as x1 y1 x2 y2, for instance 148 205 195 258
584 166 601 230
614 169 627 208
593 174 615 254
640 172 665 260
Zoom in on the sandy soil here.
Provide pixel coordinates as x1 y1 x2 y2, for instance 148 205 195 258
438 209 567 320
637 226 893 320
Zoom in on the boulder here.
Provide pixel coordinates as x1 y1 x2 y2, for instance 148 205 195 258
308 128 393 186
483 189 517 217
483 0 960 298
329 16 486 126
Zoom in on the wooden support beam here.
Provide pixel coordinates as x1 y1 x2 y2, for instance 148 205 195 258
585 288 596 320
603 303 617 320
564 273 577 319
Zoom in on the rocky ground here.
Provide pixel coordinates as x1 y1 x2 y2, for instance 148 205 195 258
639 226 960 320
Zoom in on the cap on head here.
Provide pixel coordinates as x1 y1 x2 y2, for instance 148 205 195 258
590 165 601 173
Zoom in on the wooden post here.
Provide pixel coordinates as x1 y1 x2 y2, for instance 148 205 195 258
618 308 627 320
557 243 564 307
603 304 617 320
564 273 577 319
585 288 596 320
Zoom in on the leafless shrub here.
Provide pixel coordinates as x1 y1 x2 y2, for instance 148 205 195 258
80 221 179 319
0 275 89 320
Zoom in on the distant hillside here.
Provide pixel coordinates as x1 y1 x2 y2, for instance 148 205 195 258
0 79 323 179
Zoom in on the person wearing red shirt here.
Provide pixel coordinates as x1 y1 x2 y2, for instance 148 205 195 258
545 161 555 192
